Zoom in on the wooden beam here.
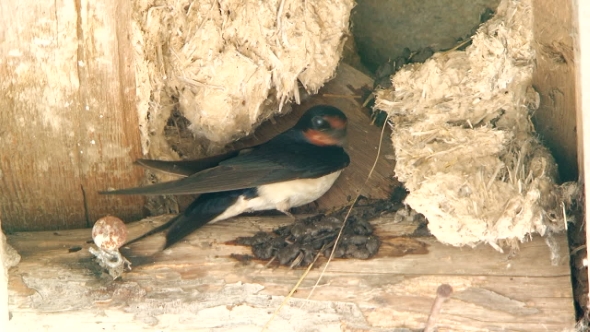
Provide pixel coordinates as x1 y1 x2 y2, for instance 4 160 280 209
573 0 590 315
7 215 574 330
0 0 145 231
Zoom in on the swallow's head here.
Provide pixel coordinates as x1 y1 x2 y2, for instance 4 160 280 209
295 105 348 147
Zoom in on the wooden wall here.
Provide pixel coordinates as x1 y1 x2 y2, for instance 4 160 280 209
576 0 590 187
0 0 144 231
575 0 590 317
531 0 579 181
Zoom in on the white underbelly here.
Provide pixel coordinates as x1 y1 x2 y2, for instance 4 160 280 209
256 170 342 209
211 171 342 222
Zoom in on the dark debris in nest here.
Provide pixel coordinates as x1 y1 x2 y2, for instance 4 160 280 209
231 187 419 268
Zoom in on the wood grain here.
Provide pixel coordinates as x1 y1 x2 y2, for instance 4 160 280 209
0 0 144 231
573 0 590 316
531 0 579 181
7 215 574 331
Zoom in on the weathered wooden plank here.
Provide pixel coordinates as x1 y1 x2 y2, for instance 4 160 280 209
0 0 144 231
531 0 579 181
574 0 590 316
6 215 574 331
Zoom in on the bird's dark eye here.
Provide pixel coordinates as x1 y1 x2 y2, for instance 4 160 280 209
312 116 328 129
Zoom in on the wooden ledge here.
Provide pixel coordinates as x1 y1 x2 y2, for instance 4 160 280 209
7 215 574 331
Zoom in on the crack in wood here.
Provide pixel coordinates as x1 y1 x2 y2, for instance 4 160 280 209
80 185 90 228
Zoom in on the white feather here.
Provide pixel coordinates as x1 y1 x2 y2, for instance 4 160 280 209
211 171 342 222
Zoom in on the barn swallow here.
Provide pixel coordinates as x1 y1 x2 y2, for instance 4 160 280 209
100 105 350 249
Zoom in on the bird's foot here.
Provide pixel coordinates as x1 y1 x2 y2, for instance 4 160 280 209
279 210 296 221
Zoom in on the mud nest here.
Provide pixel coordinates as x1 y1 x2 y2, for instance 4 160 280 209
374 0 579 258
132 0 355 157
